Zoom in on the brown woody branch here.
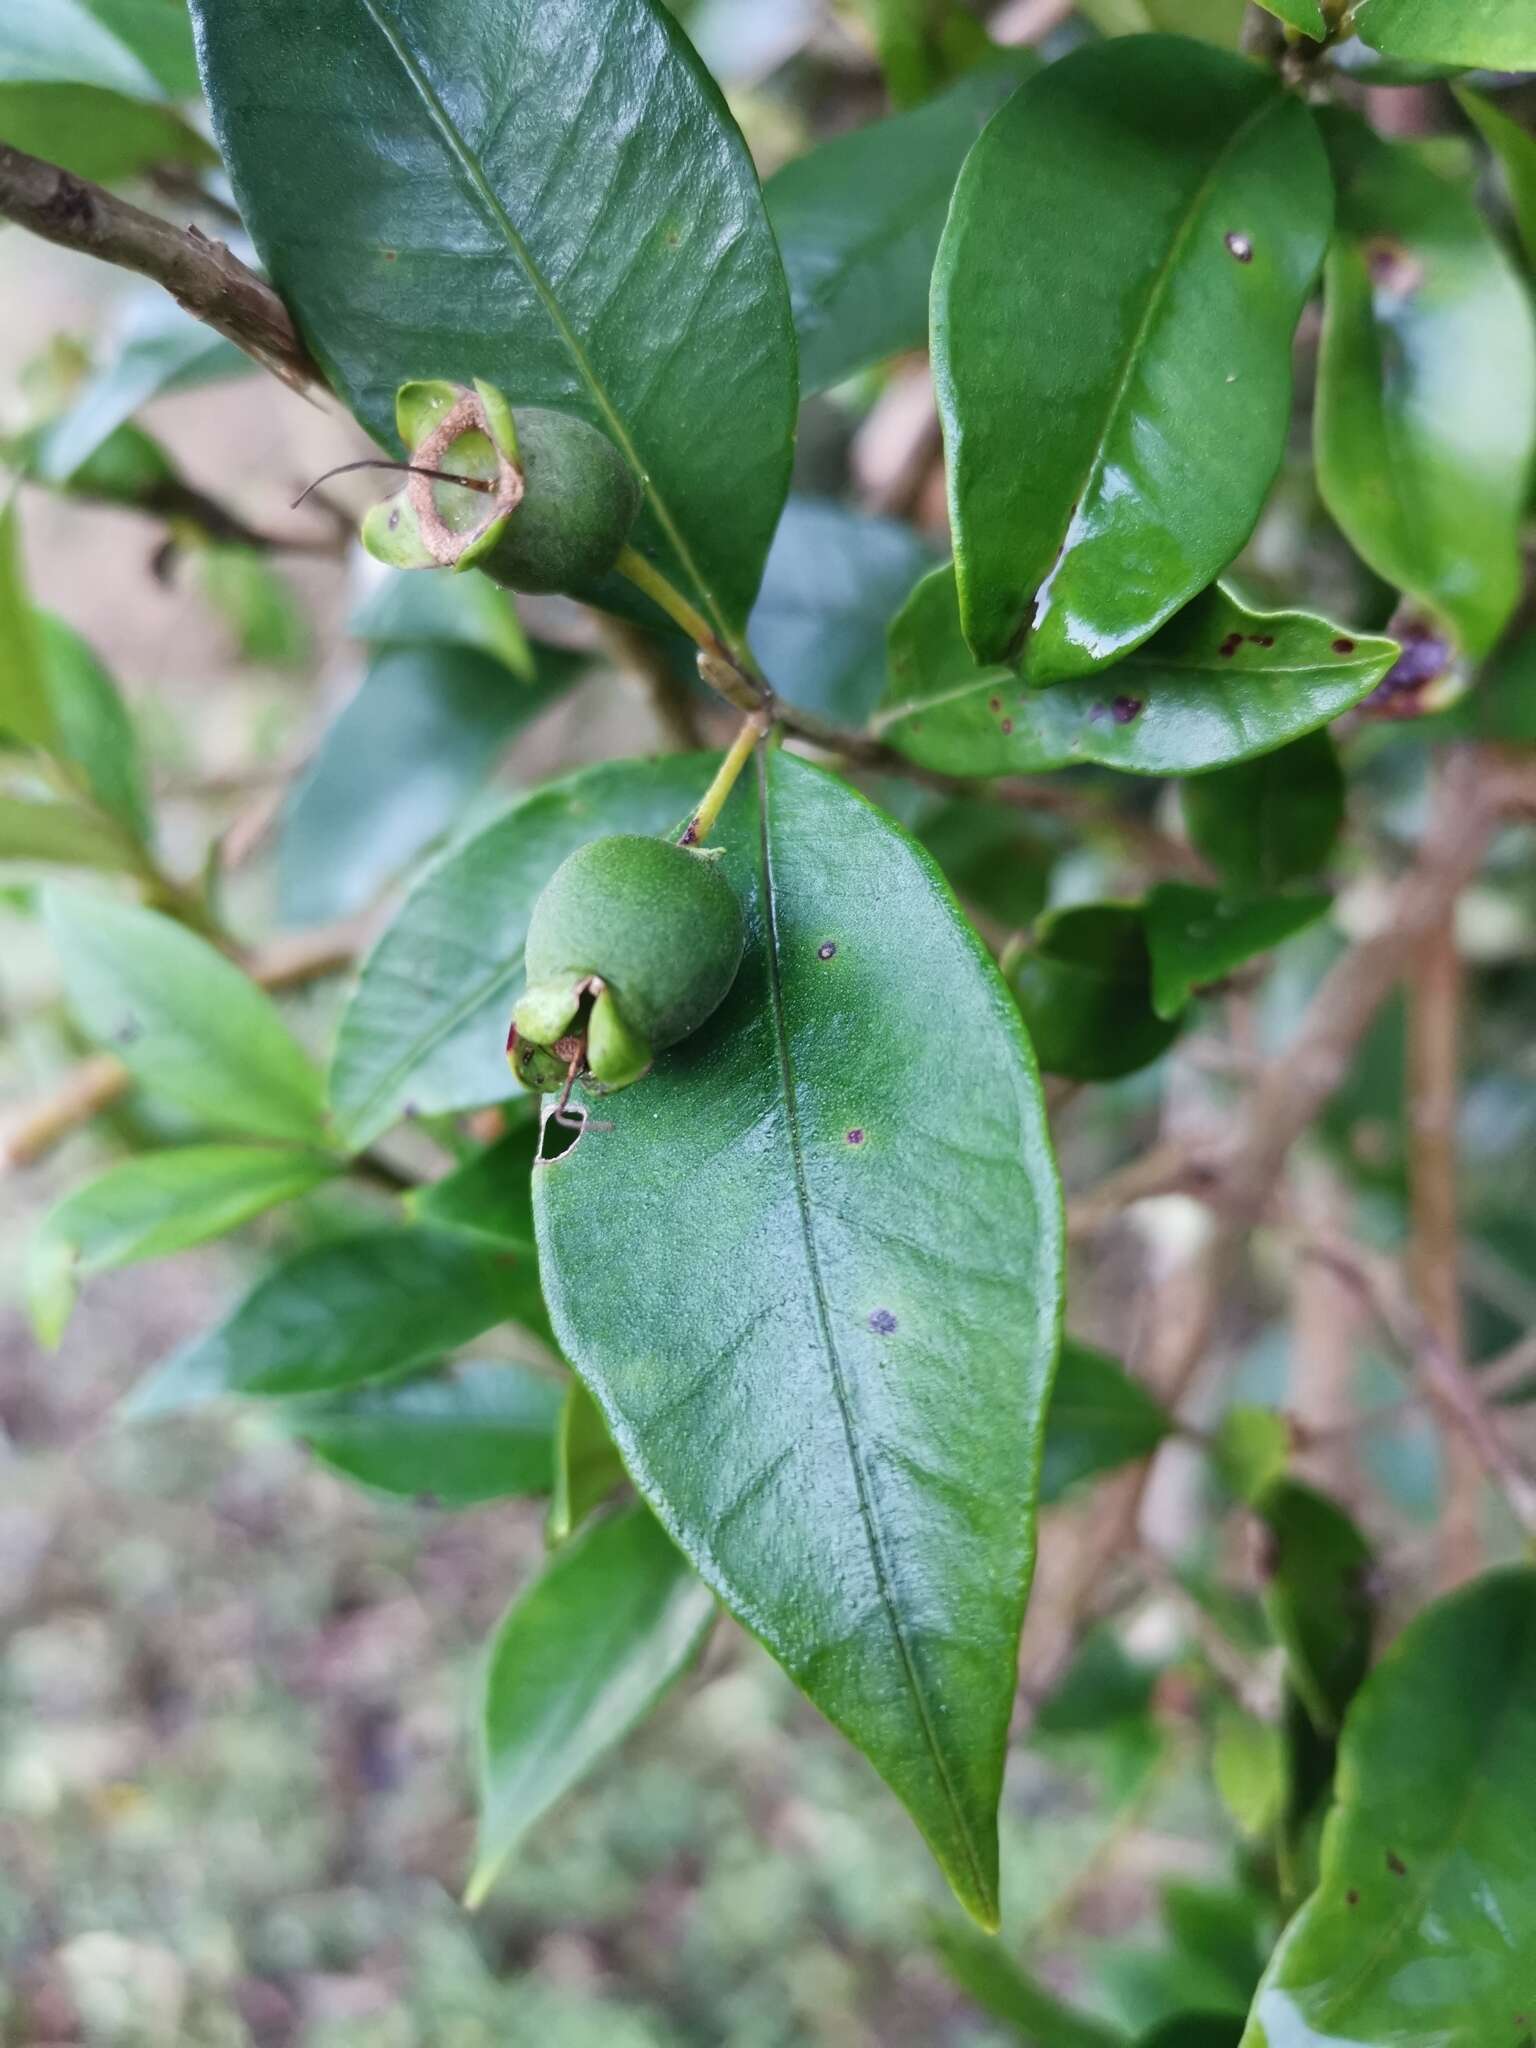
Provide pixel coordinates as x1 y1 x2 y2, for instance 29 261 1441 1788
0 145 320 393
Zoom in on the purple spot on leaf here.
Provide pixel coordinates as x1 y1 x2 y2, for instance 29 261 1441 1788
869 1308 897 1335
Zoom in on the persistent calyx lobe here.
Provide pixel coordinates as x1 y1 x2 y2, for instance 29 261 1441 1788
510 835 746 1096
362 377 640 594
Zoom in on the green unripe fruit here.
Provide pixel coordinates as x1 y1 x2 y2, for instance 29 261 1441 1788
510 834 745 1096
361 377 639 596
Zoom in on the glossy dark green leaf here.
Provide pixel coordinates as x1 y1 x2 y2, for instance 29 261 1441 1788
537 750 1062 1927
1139 2020 1243 2048
763 57 1030 395
191 0 797 642
45 889 329 1147
409 1124 538 1249
1457 87 1536 273
1316 109 1536 658
1181 731 1343 896
1040 1337 1173 1504
1353 0 1536 68
748 497 933 724
36 298 246 486
934 1920 1128 2047
548 1378 629 1546
1255 1478 1375 1738
0 797 137 872
1145 885 1331 1022
290 1359 562 1506
28 1144 335 1347
0 498 55 750
1241 1568 1536 2047
279 646 571 927
877 569 1396 780
38 615 149 839
1256 0 1325 32
124 1226 542 1417
0 83 212 180
468 1502 714 1906
1008 903 1181 1081
330 754 708 1151
933 38 1331 676
349 568 533 678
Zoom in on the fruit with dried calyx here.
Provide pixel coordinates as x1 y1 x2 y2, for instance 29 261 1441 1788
361 377 640 595
509 834 745 1096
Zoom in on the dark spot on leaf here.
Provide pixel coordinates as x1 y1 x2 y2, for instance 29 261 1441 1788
1225 231 1253 262
1332 637 1355 654
818 942 837 961
1386 1851 1407 1877
1111 696 1142 724
678 819 699 847
1249 634 1275 648
869 1308 897 1335
114 1014 143 1047
1347 1890 1360 1906
1000 718 1014 734
988 695 1001 713
846 1129 865 1146
383 248 398 262
1218 635 1241 659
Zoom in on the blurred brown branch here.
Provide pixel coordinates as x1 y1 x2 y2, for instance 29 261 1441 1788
0 145 320 393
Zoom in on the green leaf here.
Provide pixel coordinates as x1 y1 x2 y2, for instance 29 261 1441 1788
124 1226 542 1417
1146 885 1331 1022
0 0 175 97
1255 1478 1375 1738
1211 1403 1293 1503
934 1919 1129 2047
288 1359 562 1506
1212 1702 1284 1840
932 37 1331 676
38 615 149 839
1139 2021 1243 2048
913 795 1054 931
1008 902 1181 1081
1040 1338 1173 1505
0 82 212 180
1181 731 1343 896
409 1124 538 1249
850 0 992 108
0 797 136 873
279 645 572 927
877 568 1396 780
468 1502 714 1906
195 547 308 668
0 498 55 751
1457 86 1536 274
764 57 1031 395
1353 0 1536 68
330 754 709 1151
548 1378 629 1546
1162 1883 1267 2009
748 498 933 724
1315 109 1536 658
190 0 797 641
44 888 328 1147
28 1144 335 1347
37 298 246 486
349 568 533 679
83 0 200 97
1241 1568 1536 2048
537 750 1063 1928
1255 0 1326 32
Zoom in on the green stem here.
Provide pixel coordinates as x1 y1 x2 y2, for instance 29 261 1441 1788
616 545 767 713
680 714 767 847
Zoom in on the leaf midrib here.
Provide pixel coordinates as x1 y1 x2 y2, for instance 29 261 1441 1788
353 0 731 643
753 748 991 1915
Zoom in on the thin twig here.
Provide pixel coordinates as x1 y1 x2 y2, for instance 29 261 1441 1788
1 918 366 1171
0 144 320 391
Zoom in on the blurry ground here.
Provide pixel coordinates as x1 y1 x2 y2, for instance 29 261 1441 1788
0 212 1221 2047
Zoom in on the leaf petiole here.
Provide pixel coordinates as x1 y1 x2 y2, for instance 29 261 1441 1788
679 713 768 847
